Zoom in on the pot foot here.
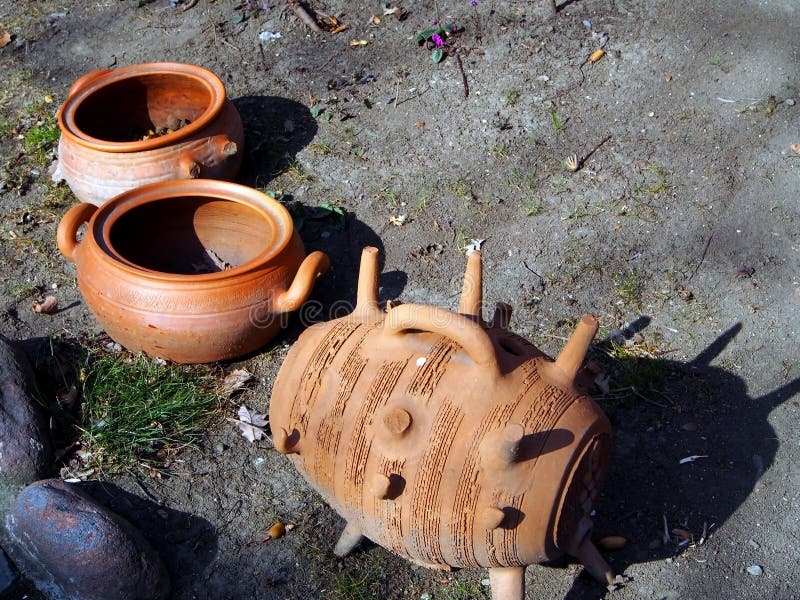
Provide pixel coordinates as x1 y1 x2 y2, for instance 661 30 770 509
333 521 364 557
574 537 617 589
488 566 525 600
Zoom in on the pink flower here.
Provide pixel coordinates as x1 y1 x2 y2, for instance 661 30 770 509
431 33 444 47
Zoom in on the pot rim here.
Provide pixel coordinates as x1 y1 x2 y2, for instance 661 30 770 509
58 62 228 153
89 179 296 283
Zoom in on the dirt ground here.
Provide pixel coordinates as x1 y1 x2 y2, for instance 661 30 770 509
1 0 799 598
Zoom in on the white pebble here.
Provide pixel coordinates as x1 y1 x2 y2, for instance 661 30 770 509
746 565 763 576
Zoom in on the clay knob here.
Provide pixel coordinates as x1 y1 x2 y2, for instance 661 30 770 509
481 506 506 529
369 473 393 499
273 427 299 455
498 422 525 465
384 408 412 436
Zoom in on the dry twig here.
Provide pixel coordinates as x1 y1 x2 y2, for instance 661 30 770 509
287 0 323 33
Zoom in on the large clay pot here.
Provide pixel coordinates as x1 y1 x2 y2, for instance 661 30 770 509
57 180 329 363
269 247 617 599
52 62 244 205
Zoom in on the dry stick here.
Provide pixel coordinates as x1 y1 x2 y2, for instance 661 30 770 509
687 232 713 281
455 53 469 99
288 0 323 33
182 0 199 12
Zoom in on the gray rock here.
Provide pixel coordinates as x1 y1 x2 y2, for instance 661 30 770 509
6 479 170 600
0 334 53 489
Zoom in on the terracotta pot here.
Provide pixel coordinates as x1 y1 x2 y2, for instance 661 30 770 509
269 247 617 599
53 62 244 205
57 180 329 363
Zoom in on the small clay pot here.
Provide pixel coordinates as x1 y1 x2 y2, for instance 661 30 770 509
53 62 244 205
57 179 329 363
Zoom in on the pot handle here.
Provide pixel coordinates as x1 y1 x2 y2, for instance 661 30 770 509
57 203 98 261
68 69 114 98
274 251 330 312
382 303 501 376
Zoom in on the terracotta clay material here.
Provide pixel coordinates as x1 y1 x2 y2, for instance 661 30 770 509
53 62 244 205
57 179 329 363
269 247 616 599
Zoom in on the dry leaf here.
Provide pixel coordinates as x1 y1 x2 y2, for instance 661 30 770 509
0 31 10 48
389 214 407 226
221 368 254 395
588 49 606 63
597 535 627 550
330 24 348 33
267 521 286 539
371 15 381 25
349 39 369 47
233 404 267 443
32 296 58 314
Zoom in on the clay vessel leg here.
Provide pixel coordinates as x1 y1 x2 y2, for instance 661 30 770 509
488 566 525 600
333 521 365 557
574 537 616 587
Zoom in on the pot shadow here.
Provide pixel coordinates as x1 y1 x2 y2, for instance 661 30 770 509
559 322 800 598
232 95 318 190
77 481 218 594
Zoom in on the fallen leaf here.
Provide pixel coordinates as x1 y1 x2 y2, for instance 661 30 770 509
32 295 58 314
330 24 348 33
371 15 381 25
0 31 10 48
415 120 426 127
221 368 254 395
597 535 627 550
267 521 286 539
389 214 407 226
233 404 268 443
588 49 606 63
679 454 707 464
349 39 369 47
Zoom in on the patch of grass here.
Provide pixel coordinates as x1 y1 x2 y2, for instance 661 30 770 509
614 270 642 309
488 144 509 159
448 178 469 198
595 341 672 404
502 88 521 107
633 163 669 195
416 190 433 212
307 142 332 155
548 107 564 132
78 353 220 476
454 227 475 252
523 199 543 216
285 158 312 183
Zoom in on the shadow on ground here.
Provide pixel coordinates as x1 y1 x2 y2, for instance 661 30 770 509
564 323 800 598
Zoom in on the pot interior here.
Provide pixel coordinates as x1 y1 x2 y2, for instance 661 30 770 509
74 74 211 142
109 197 275 274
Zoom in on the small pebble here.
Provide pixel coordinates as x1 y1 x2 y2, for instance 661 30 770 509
746 565 763 576
481 578 491 587
214 443 224 454
786 98 796 106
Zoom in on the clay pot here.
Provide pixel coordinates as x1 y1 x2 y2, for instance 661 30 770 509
53 62 244 205
269 247 616 599
57 179 329 363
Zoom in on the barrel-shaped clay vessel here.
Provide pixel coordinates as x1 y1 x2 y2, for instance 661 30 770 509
57 179 329 363
269 247 616 599
53 62 244 205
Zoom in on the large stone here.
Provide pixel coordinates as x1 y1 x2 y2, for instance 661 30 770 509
0 334 53 488
6 479 170 600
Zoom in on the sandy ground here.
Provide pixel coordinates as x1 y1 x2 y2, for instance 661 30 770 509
0 0 798 598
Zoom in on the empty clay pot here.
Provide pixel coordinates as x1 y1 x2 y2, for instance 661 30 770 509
269 247 616 599
53 62 244 205
57 179 329 363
